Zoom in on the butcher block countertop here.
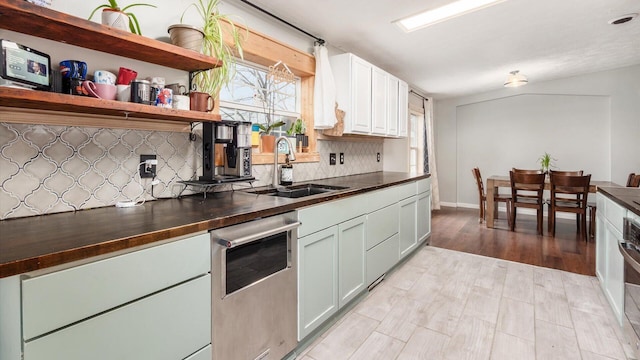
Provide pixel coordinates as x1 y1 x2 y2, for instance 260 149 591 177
0 172 430 278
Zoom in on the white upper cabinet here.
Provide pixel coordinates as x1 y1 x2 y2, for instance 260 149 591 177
386 76 399 137
371 66 388 136
398 81 409 138
330 53 408 138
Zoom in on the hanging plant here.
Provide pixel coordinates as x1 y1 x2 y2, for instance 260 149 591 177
181 0 246 97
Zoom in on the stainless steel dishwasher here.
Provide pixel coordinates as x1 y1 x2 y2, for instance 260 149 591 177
210 212 300 360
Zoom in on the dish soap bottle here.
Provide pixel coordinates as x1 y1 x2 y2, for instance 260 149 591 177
280 154 293 186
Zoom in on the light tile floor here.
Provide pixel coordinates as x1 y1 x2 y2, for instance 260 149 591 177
297 246 635 360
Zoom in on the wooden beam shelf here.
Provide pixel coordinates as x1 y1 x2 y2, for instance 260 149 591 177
0 87 220 125
0 0 221 71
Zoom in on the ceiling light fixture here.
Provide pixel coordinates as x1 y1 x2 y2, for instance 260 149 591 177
395 0 506 32
504 70 528 87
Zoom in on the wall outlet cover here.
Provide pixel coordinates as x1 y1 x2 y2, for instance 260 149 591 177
139 154 157 178
340 153 344 164
329 153 336 165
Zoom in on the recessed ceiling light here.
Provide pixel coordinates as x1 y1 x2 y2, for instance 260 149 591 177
608 13 637 25
395 0 506 32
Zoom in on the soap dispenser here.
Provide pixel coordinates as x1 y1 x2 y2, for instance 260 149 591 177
280 154 293 185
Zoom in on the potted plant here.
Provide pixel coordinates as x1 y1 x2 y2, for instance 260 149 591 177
169 0 245 101
538 152 556 173
287 118 308 153
258 119 285 153
89 0 156 35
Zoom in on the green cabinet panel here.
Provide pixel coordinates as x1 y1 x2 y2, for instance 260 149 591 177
399 196 418 259
417 191 431 244
338 215 367 308
298 226 339 340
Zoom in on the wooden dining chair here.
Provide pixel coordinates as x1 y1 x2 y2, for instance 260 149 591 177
509 171 546 234
546 170 584 231
512 168 543 174
549 173 591 241
627 173 640 187
472 167 512 224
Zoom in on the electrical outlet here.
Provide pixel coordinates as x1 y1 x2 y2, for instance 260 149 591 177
139 154 157 178
329 153 336 165
339 153 344 164
377 153 381 162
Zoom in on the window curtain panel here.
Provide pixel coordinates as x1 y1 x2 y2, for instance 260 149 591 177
423 98 440 210
313 44 337 129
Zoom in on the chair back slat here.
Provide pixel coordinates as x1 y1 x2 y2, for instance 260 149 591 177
472 167 485 197
627 173 640 188
512 168 543 174
549 170 583 176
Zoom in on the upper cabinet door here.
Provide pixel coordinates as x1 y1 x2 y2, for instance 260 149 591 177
371 67 388 136
351 56 373 134
386 76 399 137
398 81 409 138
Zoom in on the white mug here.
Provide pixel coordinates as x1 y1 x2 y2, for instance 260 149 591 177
94 70 117 85
172 94 190 110
116 84 131 102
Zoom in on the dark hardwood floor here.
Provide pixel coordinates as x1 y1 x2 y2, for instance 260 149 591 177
430 207 596 276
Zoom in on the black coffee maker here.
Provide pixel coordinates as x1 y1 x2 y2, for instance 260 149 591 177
201 120 253 182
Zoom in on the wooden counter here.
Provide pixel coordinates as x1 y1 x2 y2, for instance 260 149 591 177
0 172 430 278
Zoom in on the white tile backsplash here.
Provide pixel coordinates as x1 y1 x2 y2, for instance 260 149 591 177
0 123 383 219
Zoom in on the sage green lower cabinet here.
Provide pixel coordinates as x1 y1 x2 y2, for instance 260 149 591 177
338 215 367 308
23 275 211 360
399 196 418 259
298 226 339 340
417 190 432 243
0 233 212 360
366 234 400 285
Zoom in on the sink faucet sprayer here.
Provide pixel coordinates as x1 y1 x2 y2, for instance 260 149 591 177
273 136 296 188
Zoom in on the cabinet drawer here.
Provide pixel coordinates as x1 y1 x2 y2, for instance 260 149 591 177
417 178 431 194
397 181 417 200
23 274 211 360
22 233 210 340
367 203 399 250
604 197 627 234
298 196 365 237
364 186 399 213
366 234 400 285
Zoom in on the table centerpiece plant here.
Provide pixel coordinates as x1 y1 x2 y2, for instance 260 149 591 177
538 152 556 173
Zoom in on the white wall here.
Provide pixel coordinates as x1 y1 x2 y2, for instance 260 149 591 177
434 64 640 206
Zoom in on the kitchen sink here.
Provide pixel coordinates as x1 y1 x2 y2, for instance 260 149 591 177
252 184 350 198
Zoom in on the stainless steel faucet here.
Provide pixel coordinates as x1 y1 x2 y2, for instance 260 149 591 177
273 136 296 188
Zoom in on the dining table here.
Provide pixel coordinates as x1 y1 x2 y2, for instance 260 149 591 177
485 175 620 228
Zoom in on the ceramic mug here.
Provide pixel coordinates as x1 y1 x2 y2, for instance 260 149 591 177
189 91 214 112
172 94 190 110
82 81 117 100
93 70 117 85
116 67 137 85
59 60 87 79
166 83 187 95
62 77 86 95
155 88 173 108
116 84 131 102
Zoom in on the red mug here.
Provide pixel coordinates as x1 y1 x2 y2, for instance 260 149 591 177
116 67 137 85
189 91 214 112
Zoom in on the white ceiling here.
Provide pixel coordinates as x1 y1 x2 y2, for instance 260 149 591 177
230 0 640 99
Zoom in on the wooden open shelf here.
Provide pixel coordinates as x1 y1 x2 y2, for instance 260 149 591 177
0 0 220 71
0 87 220 127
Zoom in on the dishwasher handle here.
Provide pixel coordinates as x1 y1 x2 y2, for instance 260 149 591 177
214 221 301 249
